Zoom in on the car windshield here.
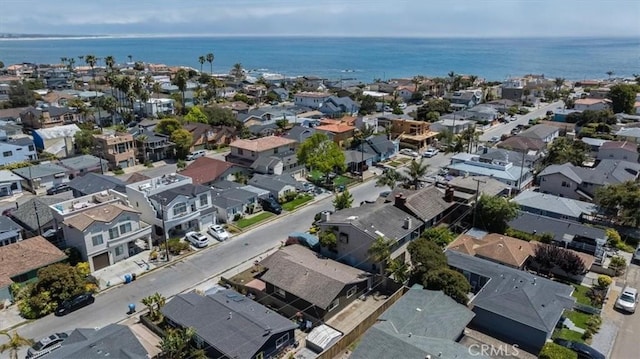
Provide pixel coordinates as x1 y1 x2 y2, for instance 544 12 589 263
32 341 45 351
214 227 224 233
620 293 635 303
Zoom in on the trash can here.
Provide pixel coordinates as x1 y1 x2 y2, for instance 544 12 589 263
128 303 136 314
124 273 132 284
131 273 137 281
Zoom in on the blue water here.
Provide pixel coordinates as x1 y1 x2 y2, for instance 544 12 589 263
0 36 638 81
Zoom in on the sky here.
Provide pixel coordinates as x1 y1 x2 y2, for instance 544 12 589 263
1 0 639 38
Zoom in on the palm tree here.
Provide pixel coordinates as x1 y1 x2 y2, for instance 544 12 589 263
411 75 423 95
172 69 189 114
141 292 166 322
404 158 428 189
158 327 196 359
554 77 565 95
469 75 478 86
0 331 34 359
67 57 75 71
386 257 410 283
127 54 133 63
459 125 479 153
84 54 97 90
376 168 401 189
231 63 244 81
152 82 163 99
368 236 393 274
606 71 614 80
104 55 116 72
198 55 205 74
206 53 214 74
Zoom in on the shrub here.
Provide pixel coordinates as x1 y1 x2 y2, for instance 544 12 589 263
596 275 612 289
176 159 186 169
144 160 154 168
112 166 124 175
161 238 190 255
233 213 242 221
539 342 578 359
585 316 602 334
149 250 159 261
609 256 627 276
75 262 90 277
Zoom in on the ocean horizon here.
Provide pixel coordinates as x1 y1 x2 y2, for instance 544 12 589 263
1 36 638 82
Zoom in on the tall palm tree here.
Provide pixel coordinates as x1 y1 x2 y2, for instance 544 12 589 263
376 168 401 189
67 57 75 71
172 69 189 114
127 54 133 63
231 63 244 82
411 75 424 95
206 53 214 74
152 82 162 99
158 327 196 359
368 236 393 274
198 55 205 74
0 331 34 359
554 77 565 95
104 55 116 72
459 125 478 153
469 75 478 86
386 257 410 283
404 158 428 189
606 71 614 80
84 54 97 90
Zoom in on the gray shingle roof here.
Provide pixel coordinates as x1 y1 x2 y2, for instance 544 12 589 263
6 137 34 147
445 251 575 333
148 183 210 203
512 190 598 219
41 324 148 359
324 202 421 241
540 160 640 186
343 150 375 164
249 174 301 193
0 216 22 232
161 291 296 359
538 163 583 184
12 163 67 179
259 245 370 309
401 186 454 222
284 126 316 141
59 154 105 171
67 173 127 196
10 195 70 231
507 211 607 243
518 124 559 140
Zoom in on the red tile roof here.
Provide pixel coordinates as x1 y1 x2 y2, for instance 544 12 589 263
180 157 238 184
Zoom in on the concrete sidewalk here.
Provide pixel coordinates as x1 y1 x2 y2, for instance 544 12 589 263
93 250 158 289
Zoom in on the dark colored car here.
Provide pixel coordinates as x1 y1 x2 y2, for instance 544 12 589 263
55 293 95 316
47 183 71 195
554 339 605 359
260 197 282 214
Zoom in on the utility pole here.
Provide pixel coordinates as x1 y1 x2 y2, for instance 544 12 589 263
160 199 170 262
471 178 486 229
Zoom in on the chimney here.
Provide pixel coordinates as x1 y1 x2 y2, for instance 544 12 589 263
394 193 407 209
403 217 412 229
444 186 454 202
320 211 330 222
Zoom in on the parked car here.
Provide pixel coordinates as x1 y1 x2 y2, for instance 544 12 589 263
400 149 419 157
632 245 640 264
422 148 439 158
186 150 206 161
553 339 605 359
185 231 209 248
615 286 638 313
27 333 69 358
55 293 95 316
260 197 282 214
207 225 230 241
488 136 500 144
47 183 71 195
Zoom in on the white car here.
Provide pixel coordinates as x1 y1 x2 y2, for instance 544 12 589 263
615 286 638 313
400 149 419 157
185 231 209 248
208 225 230 241
422 148 439 158
489 136 500 143
27 333 68 359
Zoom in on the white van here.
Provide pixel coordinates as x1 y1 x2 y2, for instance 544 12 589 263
186 150 206 160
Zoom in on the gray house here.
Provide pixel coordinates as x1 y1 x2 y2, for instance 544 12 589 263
517 124 560 143
211 187 258 223
8 194 72 240
511 190 598 222
12 162 70 194
162 290 296 359
67 173 127 197
248 174 301 200
388 186 454 227
0 216 23 247
445 250 575 353
351 285 477 359
360 134 398 163
284 126 317 143
59 154 109 177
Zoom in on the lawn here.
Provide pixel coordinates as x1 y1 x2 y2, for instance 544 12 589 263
553 328 584 343
235 212 275 229
572 284 599 307
282 195 313 211
564 310 592 329
334 175 355 187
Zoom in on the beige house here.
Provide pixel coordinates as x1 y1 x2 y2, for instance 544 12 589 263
226 136 297 167
93 132 136 169
391 119 438 151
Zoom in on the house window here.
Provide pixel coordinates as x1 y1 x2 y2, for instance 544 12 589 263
28 145 35 151
237 148 244 155
346 286 357 298
199 194 208 206
328 298 339 312
274 286 285 298
115 245 124 256
561 181 571 188
108 227 120 240
119 222 132 234
275 333 289 348
91 234 104 246
273 147 279 154
339 232 349 243
173 203 187 217
2 151 12 157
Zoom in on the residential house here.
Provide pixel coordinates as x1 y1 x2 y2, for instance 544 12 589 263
257 244 371 322
500 79 525 101
430 118 473 135
269 88 289 101
20 106 78 129
248 123 279 137
52 194 151 272
67 172 127 197
351 285 476 359
125 172 151 184
125 173 215 240
390 186 455 227
7 195 72 240
391 119 439 151
512 190 598 222
211 186 258 223
131 128 173 162
508 212 607 257
227 136 299 174
0 137 38 166
343 150 375 173
448 233 534 269
596 141 639 162
39 324 149 359
466 104 500 122
59 154 108 177
586 87 610 100
180 157 249 186
552 109 582 122
0 170 23 197
0 236 67 301
12 162 69 194
93 132 136 169
446 153 534 191
538 160 640 200
517 124 560 143
395 85 416 102
294 92 332 109
162 290 296 359
582 137 610 154
444 175 511 202
32 124 81 158
615 127 640 144
479 147 543 169
144 98 175 117
574 98 611 111
445 89 483 109
248 173 300 200
315 121 356 148
0 216 23 247
497 136 547 154
317 202 422 272
360 134 398 163
183 122 217 151
445 250 575 352
284 125 317 143
318 96 360 116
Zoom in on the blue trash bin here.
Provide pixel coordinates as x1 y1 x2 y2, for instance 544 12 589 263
124 274 132 284
128 303 136 313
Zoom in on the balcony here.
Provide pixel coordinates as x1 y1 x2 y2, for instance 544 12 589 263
106 222 152 247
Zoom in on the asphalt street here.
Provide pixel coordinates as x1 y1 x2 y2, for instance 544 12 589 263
609 261 640 358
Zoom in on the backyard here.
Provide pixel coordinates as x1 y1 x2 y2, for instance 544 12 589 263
235 212 275 229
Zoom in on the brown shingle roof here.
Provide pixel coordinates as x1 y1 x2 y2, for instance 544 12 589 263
448 233 534 268
0 236 67 287
126 172 151 184
63 203 139 231
230 136 296 152
315 123 355 134
498 136 546 151
180 157 238 184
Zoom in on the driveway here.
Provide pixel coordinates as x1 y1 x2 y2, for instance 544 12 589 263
608 260 640 358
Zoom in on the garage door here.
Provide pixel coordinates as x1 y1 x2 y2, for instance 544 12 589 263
92 252 110 271
200 213 214 228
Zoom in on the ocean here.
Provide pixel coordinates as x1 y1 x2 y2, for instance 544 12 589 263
0 36 638 82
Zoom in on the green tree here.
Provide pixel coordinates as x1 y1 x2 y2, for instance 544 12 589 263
595 181 640 227
421 226 456 248
141 292 166 323
403 158 428 189
416 99 451 120
8 81 36 107
202 106 238 126
539 343 578 359
424 268 471 305
158 327 196 359
333 188 353 210
35 263 87 304
359 95 377 115
386 258 410 284
183 106 208 123
608 83 638 114
172 69 189 114
475 195 520 233
318 230 337 251
407 238 447 283
0 61 4 70
368 236 393 265
543 137 590 166
0 331 34 359
376 168 401 189
84 54 97 90
275 118 289 131
231 63 245 81
74 129 96 154
297 133 346 182
171 129 193 159
206 53 215 74
156 118 182 135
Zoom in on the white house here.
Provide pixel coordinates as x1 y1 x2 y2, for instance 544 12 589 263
0 170 23 197
0 137 38 166
32 124 81 158
143 98 175 117
574 98 610 112
293 92 333 109
429 119 473 135
446 153 534 191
